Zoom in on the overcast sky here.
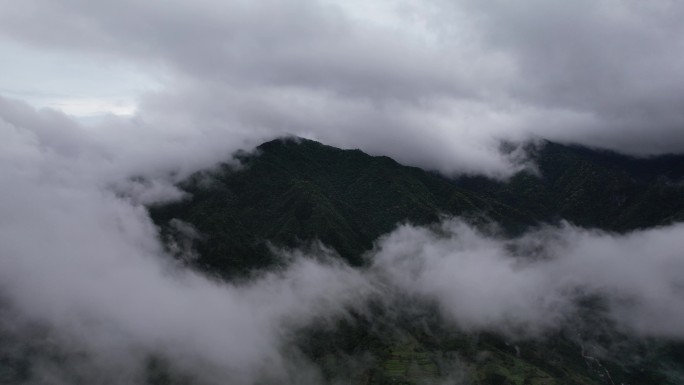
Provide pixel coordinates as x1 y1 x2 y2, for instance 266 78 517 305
2 1 684 384
2 0 684 177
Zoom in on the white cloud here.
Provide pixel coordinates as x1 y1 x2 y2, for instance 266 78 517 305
0 112 365 385
371 219 684 339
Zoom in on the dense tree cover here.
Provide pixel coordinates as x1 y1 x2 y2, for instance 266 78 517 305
142 138 684 384
458 140 684 232
150 138 528 276
150 137 684 277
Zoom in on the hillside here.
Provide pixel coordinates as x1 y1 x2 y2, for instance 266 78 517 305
3 137 683 385
149 137 684 277
149 137 529 275
458 140 684 231
143 137 684 384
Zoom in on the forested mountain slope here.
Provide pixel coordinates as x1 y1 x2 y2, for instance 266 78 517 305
4 137 684 385
150 137 684 277
458 140 684 231
144 138 684 384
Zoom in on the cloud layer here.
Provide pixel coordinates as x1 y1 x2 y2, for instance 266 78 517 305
0 105 359 384
3 0 684 176
2 98 684 383
372 220 684 339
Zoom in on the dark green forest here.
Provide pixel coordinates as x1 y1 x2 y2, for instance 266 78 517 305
151 137 684 276
145 137 684 385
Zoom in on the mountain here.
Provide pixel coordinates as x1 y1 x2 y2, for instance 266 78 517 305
149 137 684 277
458 140 684 231
145 137 684 385
4 137 683 384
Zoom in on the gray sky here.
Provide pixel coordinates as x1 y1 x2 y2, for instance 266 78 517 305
0 37 159 117
2 0 684 176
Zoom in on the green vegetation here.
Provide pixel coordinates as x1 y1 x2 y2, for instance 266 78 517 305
147 137 684 384
3 138 684 384
150 137 684 278
293 309 663 385
458 140 684 231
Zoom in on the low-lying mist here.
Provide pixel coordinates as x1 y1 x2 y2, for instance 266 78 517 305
2 99 684 384
2 180 683 385
372 220 684 338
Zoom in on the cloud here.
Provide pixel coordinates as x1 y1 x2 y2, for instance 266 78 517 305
0 97 375 384
2 85 684 384
460 0 684 154
2 1 684 176
371 219 684 339
0 176 372 383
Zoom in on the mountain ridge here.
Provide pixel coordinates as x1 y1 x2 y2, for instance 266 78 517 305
150 136 684 277
146 137 684 384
